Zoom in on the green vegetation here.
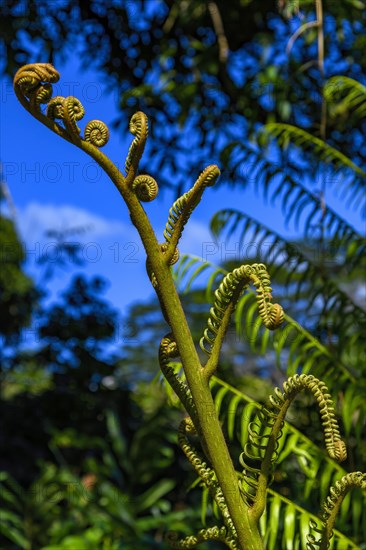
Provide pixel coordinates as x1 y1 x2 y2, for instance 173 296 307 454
1 1 365 548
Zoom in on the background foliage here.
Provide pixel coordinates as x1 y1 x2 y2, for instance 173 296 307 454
0 0 365 548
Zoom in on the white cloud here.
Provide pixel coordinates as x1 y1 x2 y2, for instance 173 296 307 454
178 219 214 257
17 202 131 243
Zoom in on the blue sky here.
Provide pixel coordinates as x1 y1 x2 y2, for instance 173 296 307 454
1 54 364 319
0 56 279 314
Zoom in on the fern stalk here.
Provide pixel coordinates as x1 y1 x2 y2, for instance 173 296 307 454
13 62 265 550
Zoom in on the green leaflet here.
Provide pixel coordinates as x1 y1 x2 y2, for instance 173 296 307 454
263 489 361 550
258 122 366 215
210 209 366 336
260 123 366 177
219 140 364 252
324 76 366 118
267 493 281 550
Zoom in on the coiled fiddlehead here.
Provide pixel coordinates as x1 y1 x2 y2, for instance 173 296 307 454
200 264 283 357
159 335 195 417
200 263 283 380
132 174 158 202
62 96 85 139
14 63 59 103
14 64 110 148
84 120 109 147
306 472 366 550
47 96 66 120
125 111 148 181
239 404 279 506
240 374 347 511
276 375 346 462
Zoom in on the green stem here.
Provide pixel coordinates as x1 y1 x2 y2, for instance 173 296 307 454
76 142 263 549
13 65 265 546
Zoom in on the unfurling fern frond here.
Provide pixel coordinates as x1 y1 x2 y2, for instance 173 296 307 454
14 63 59 105
84 119 109 147
125 111 148 180
132 174 159 202
210 209 366 339
262 488 361 550
240 374 346 512
199 263 283 379
13 63 111 149
307 472 366 550
163 165 220 264
172 417 238 547
166 526 238 549
159 334 195 417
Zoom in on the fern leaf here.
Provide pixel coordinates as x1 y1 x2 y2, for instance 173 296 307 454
324 76 366 118
260 123 365 177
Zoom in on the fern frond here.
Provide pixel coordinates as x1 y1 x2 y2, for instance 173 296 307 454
324 76 366 119
173 254 226 293
260 123 365 177
174 253 363 386
259 123 366 215
220 140 365 265
125 111 148 182
199 263 283 380
208 375 366 545
159 334 196 418
163 165 220 264
307 472 366 550
263 488 361 550
178 417 237 541
210 209 366 338
166 525 238 548
240 374 346 520
209 376 348 482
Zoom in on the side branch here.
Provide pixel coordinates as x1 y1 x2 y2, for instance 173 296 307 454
242 374 347 521
159 334 196 419
163 165 220 265
307 472 366 550
200 264 283 380
177 417 238 543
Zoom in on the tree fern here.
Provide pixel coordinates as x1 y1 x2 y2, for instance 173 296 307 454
258 123 366 215
174 253 366 469
219 141 365 259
